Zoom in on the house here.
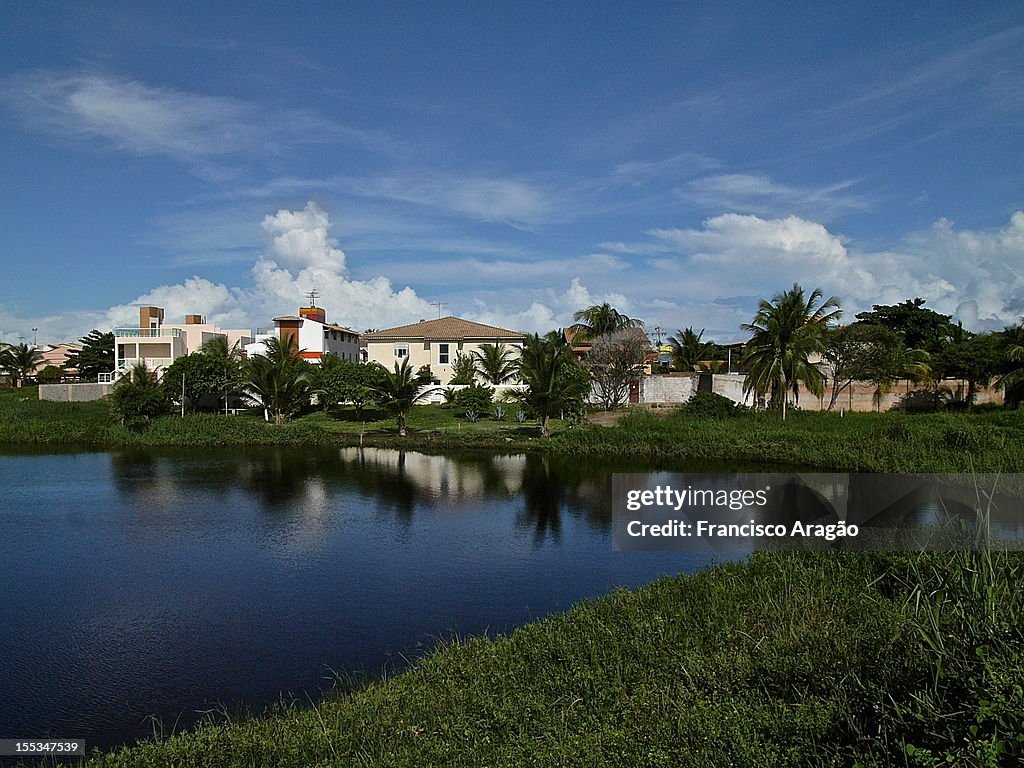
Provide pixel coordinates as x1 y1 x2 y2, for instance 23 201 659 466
244 305 360 363
36 343 83 374
363 316 526 386
108 306 254 381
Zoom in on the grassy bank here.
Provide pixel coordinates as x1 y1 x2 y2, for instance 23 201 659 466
4 386 1024 472
78 550 1022 767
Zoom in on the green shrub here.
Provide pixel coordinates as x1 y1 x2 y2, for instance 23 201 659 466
453 384 494 415
680 390 746 418
36 364 64 383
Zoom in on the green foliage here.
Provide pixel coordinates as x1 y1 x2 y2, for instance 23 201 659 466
0 342 45 386
855 298 958 354
313 355 386 415
369 358 433 436
448 352 477 385
472 343 518 384
161 353 234 409
241 336 312 425
453 383 494 415
571 302 644 340
669 326 713 371
936 334 1004 405
742 283 841 418
63 330 114 381
680 391 747 418
109 362 172 430
36 364 64 383
517 334 591 435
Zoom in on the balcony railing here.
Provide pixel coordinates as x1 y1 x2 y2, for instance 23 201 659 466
113 327 182 338
116 357 174 370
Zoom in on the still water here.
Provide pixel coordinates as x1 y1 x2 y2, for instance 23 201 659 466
0 446 744 750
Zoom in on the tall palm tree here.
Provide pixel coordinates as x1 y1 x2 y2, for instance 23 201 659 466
1 343 45 387
369 358 431 436
668 327 713 371
241 336 311 424
200 335 244 361
571 303 643 340
741 284 841 419
473 342 519 384
517 334 591 436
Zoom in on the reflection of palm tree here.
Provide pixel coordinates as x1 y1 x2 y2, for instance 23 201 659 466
742 284 841 419
518 455 565 543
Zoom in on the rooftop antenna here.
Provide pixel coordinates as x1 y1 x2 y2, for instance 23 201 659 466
431 301 446 319
306 288 320 307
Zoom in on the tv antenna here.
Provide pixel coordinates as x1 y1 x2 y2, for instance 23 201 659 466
306 288 320 307
431 301 446 319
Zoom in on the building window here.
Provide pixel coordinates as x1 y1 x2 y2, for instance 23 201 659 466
437 343 450 365
395 343 409 359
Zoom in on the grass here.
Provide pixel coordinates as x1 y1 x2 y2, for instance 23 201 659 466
4 385 1024 472
74 550 1022 767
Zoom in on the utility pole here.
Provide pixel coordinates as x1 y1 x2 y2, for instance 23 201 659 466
32 328 38 346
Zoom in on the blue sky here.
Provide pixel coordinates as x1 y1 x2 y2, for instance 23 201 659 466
2 1 1023 344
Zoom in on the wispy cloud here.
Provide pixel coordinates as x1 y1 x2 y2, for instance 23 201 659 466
0 71 392 175
681 173 873 220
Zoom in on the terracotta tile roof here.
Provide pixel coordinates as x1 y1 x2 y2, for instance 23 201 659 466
363 316 526 342
272 315 303 322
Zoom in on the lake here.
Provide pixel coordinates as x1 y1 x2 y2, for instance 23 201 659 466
0 446 747 751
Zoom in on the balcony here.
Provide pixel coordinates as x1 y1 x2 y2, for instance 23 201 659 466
113 327 183 338
116 357 174 370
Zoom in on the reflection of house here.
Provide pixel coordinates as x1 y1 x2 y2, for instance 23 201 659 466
244 305 360 363
109 306 253 380
363 316 526 386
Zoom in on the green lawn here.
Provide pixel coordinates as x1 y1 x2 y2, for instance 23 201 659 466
4 385 1024 473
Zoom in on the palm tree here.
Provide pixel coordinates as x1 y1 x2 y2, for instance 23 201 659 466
571 303 643 340
741 284 841 419
473 343 519 384
517 334 591 436
668 327 713 371
1 343 45 387
369 358 431 436
241 336 311 424
200 335 244 361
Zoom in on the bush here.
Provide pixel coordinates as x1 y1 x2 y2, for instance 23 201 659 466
453 384 494 415
679 391 746 418
36 364 64 383
110 365 173 430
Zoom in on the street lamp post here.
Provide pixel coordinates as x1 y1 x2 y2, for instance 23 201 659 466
32 328 38 346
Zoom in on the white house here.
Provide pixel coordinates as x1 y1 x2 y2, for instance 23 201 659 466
108 306 253 381
363 316 526 386
244 305 360 363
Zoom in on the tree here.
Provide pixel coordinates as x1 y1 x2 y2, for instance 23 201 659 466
668 327 713 372
369 358 432 436
63 330 114 381
936 333 1003 406
516 333 591 436
994 322 1024 403
449 352 477 385
473 343 518 384
855 298 957 355
313 355 386 417
823 324 913 410
571 303 643 340
586 329 649 410
161 353 234 410
0 343 44 387
109 362 172 430
742 284 841 419
241 336 312 424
